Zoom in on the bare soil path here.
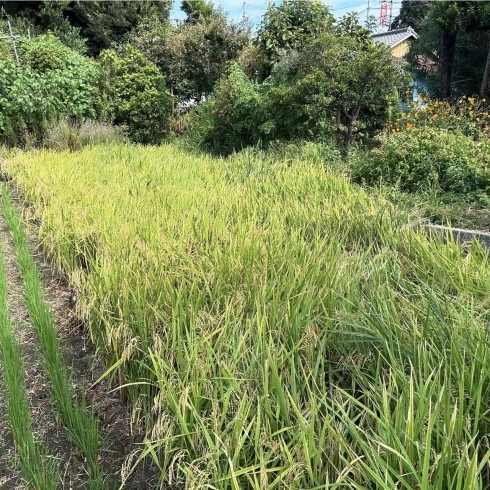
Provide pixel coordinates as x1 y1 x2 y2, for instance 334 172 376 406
0 187 159 489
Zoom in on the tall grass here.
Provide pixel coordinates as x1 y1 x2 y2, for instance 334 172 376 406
3 144 490 488
0 204 59 489
2 189 104 490
43 119 126 152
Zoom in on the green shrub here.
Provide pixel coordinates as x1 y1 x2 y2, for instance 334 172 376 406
186 62 334 156
0 34 98 146
351 127 490 193
186 62 265 155
98 45 173 144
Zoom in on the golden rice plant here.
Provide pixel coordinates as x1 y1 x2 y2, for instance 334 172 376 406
3 144 490 489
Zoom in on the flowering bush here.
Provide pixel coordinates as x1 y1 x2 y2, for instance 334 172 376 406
390 96 490 138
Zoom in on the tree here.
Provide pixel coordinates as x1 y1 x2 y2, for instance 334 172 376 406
325 43 404 154
408 1 490 98
254 0 334 79
0 33 98 144
430 2 466 99
98 45 172 143
0 1 171 56
195 16 405 156
65 0 171 56
0 1 45 22
181 0 215 23
131 11 250 102
391 0 429 31
303 17 405 154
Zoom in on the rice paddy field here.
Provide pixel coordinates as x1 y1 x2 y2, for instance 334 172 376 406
3 143 490 489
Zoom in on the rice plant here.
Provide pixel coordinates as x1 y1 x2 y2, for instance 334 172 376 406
0 204 59 489
3 144 490 488
2 188 104 490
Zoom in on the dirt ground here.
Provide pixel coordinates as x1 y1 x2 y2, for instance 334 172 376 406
0 188 160 489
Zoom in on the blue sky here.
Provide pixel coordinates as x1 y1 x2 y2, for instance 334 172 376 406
171 1 401 29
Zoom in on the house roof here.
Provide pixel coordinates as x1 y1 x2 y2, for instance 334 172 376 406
372 27 419 48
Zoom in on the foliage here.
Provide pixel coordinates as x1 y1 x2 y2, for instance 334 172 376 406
0 34 98 146
180 0 215 22
126 17 171 72
185 60 333 155
98 45 172 144
391 0 429 31
190 17 404 156
299 25 406 154
254 0 334 79
352 127 490 193
5 143 490 488
390 96 490 137
1 1 169 55
131 12 250 102
62 0 171 56
0 1 87 54
358 96 490 194
186 62 265 154
407 1 490 98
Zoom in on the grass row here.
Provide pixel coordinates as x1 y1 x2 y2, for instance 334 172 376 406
2 188 104 490
0 201 58 488
3 143 490 488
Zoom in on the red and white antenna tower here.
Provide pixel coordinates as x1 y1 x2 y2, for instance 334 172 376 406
379 2 388 27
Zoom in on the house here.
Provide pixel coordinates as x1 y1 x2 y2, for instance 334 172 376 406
372 27 432 104
372 26 419 59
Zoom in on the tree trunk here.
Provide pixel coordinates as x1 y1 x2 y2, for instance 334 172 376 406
480 42 490 101
342 85 367 158
440 29 457 99
344 121 355 156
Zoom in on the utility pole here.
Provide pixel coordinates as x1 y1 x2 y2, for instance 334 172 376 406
388 0 393 30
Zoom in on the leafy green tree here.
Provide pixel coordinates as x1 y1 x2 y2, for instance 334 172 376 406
254 0 334 79
0 1 87 54
131 11 249 102
192 17 405 156
0 1 44 22
188 62 265 155
64 0 171 56
300 18 406 154
435 2 490 98
364 15 379 32
98 45 172 144
181 0 215 23
0 1 169 55
408 1 490 98
391 0 429 31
